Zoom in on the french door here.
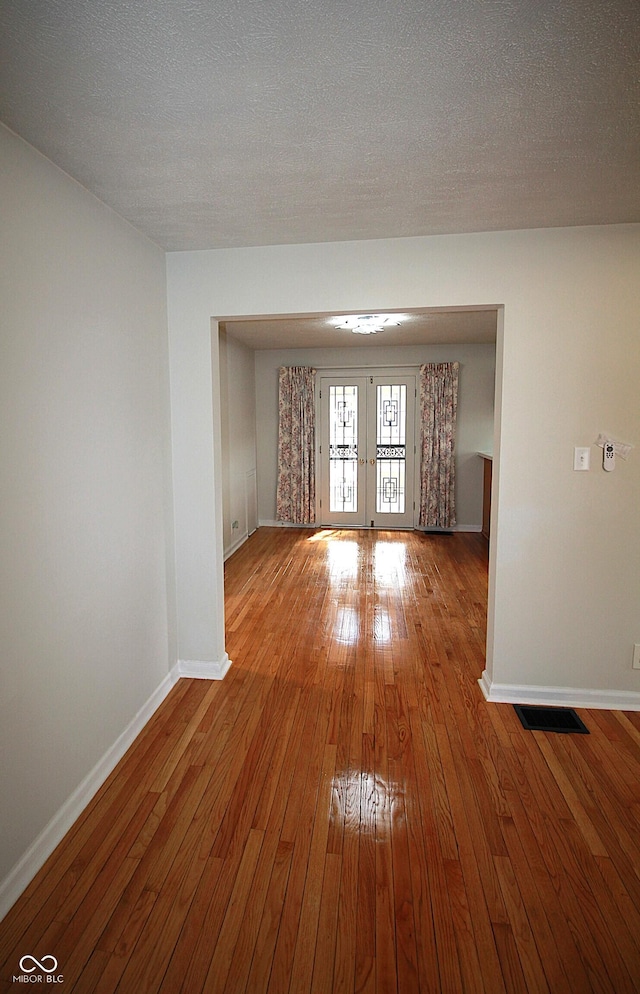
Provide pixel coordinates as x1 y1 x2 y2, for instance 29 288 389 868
319 371 416 528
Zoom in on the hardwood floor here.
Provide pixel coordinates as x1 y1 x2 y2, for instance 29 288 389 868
2 527 640 992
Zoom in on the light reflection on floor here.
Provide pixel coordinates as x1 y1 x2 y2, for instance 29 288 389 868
320 534 408 643
326 539 360 580
373 607 392 643
306 528 338 542
330 769 404 837
373 540 407 588
333 605 360 644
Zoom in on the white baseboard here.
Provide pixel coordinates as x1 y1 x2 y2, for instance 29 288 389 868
478 670 640 711
258 519 316 529
0 668 180 922
224 531 248 561
259 519 482 533
177 654 232 680
417 524 482 533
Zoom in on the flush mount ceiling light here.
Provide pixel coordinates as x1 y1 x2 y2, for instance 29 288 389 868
333 314 402 335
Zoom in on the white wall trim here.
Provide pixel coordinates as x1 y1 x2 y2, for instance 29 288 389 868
416 524 482 534
258 519 320 529
478 671 640 712
0 668 179 922
177 654 232 680
224 531 249 561
258 519 482 534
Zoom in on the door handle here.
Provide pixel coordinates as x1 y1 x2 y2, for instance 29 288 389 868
369 458 376 465
359 458 365 465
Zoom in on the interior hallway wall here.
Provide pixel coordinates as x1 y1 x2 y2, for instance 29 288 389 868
0 125 175 894
166 223 640 705
218 329 257 558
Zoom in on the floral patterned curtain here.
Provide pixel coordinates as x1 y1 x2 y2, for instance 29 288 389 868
276 366 316 524
419 362 459 529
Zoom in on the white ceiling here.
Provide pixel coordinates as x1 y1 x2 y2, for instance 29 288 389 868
1 0 638 254
221 307 498 349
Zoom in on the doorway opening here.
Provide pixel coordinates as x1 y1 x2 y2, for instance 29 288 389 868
216 304 501 679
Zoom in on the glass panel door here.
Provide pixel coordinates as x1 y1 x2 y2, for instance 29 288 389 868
329 384 359 514
367 376 415 528
320 376 367 526
376 383 407 515
319 371 415 529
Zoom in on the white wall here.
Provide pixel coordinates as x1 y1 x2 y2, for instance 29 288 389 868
166 224 640 707
0 127 175 896
219 329 257 557
254 343 495 528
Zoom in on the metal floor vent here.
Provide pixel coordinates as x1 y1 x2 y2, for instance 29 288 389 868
513 705 589 734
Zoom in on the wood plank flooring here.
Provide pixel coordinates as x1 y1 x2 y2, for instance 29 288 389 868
2 527 640 992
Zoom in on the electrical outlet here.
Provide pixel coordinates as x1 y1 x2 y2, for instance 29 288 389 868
633 645 640 670
232 520 239 530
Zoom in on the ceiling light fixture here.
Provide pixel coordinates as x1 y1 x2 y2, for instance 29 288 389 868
333 314 402 335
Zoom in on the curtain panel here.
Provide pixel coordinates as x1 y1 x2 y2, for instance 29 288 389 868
276 366 316 524
419 362 459 529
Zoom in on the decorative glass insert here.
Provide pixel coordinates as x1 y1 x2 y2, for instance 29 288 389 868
376 445 406 459
331 443 358 460
336 400 353 426
382 399 399 426
376 384 406 514
329 385 358 512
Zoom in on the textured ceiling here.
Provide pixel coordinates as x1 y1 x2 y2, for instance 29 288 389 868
1 0 638 252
